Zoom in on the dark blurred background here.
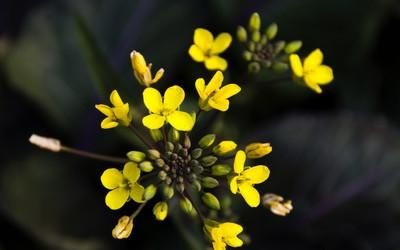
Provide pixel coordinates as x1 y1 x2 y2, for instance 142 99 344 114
1 0 400 249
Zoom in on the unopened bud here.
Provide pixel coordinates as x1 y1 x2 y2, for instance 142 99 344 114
251 30 261 43
155 158 165 167
271 62 288 73
143 185 157 200
201 177 219 189
168 128 180 142
202 192 221 210
191 148 203 159
213 141 237 156
127 151 146 163
163 185 174 199
243 51 253 61
192 180 202 191
284 40 302 54
245 143 272 159
198 134 216 148
211 164 231 176
147 149 160 160
112 216 133 239
149 129 163 142
249 12 261 31
248 61 261 73
237 26 247 42
266 23 278 40
153 202 168 221
139 161 154 172
180 197 193 214
158 170 167 180
184 135 191 149
29 134 61 152
201 156 218 167
165 141 175 152
274 41 286 54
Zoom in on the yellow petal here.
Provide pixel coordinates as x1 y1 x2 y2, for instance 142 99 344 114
238 182 260 207
304 75 322 94
229 176 238 194
194 28 213 51
219 222 243 237
152 68 164 84
130 183 145 203
209 98 229 111
212 241 226 250
105 187 129 210
112 103 130 125
167 111 194 131
242 165 270 184
210 33 232 54
142 114 165 129
95 104 113 117
225 237 243 247
213 84 241 100
289 54 303 77
101 168 123 189
304 48 323 72
123 162 140 183
195 78 207 100
205 70 223 96
143 87 163 114
308 65 333 84
163 85 185 111
101 117 119 129
130 50 147 75
233 150 246 174
188 45 205 62
205 56 228 71
110 90 124 107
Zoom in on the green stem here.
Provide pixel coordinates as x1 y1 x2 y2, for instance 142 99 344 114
130 202 147 220
129 123 154 149
61 146 126 163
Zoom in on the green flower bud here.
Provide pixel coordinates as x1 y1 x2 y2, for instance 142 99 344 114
139 161 154 172
192 180 202 191
249 12 261 31
165 141 174 152
168 128 180 142
147 149 161 160
236 26 247 42
126 151 146 163
248 62 261 73
198 134 216 148
163 185 174 199
155 158 165 167
158 170 167 180
284 40 302 54
191 148 203 159
176 183 185 193
243 51 253 61
201 156 218 167
260 35 268 45
201 177 219 188
180 197 193 214
202 192 221 210
266 23 278 40
213 141 237 156
274 41 286 54
248 41 256 52
184 135 191 149
153 202 168 221
211 164 232 176
143 184 157 200
149 129 163 142
251 30 261 43
271 62 289 73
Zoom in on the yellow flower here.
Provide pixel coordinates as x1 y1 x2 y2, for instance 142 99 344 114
213 140 237 156
130 50 164 87
211 222 243 250
195 71 241 111
142 85 195 131
153 201 168 221
101 162 145 210
188 28 232 71
245 142 272 159
95 90 132 129
229 150 270 207
289 48 334 94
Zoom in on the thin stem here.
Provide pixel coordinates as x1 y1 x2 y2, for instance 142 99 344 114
183 191 205 222
61 146 126 163
162 125 168 145
129 123 154 149
130 202 147 220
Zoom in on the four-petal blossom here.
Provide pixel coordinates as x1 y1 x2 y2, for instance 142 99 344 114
189 28 232 71
195 71 241 112
211 222 243 250
229 150 270 207
101 162 145 210
289 48 334 94
95 90 132 129
142 85 195 131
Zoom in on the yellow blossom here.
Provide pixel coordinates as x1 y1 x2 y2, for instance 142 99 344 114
188 28 232 71
95 90 132 129
289 48 334 94
130 50 164 87
101 162 145 210
142 85 195 131
195 71 241 111
245 142 272 159
213 140 237 156
153 201 168 221
112 216 133 239
229 150 270 207
211 222 243 250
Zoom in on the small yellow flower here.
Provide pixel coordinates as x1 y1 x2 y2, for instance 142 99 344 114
195 71 241 112
188 28 232 71
229 150 270 207
211 222 243 250
95 90 132 129
153 201 168 221
245 142 272 159
130 50 164 87
213 140 237 156
112 215 134 239
289 48 334 94
101 162 145 210
142 85 195 131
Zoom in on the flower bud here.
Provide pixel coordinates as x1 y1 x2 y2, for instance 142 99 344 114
274 40 286 54
201 156 218 167
153 202 168 221
184 135 191 149
168 128 180 142
198 134 216 148
139 161 154 172
202 192 221 210
158 170 167 180
126 151 146 163
192 180 202 191
265 23 278 40
191 148 203 159
211 164 231 176
149 129 163 142
243 51 253 61
147 149 161 160
112 216 133 239
284 40 302 54
212 141 237 156
251 30 261 43
201 177 219 189
236 26 247 42
245 143 272 159
162 185 174 199
155 158 165 167
143 184 157 200
180 197 193 214
271 62 288 73
249 12 261 31
165 141 175 152
248 61 261 73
